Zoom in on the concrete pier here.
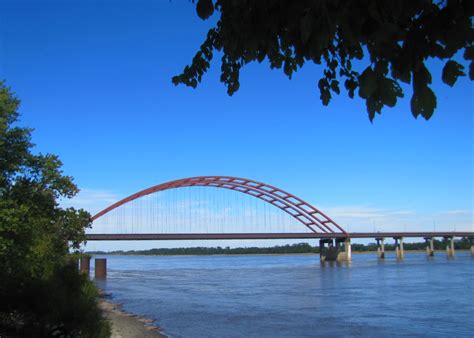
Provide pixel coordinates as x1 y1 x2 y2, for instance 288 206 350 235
319 238 351 262
444 237 455 257
79 256 91 275
336 238 351 262
319 239 331 262
470 237 474 256
394 237 404 259
95 258 107 279
424 237 434 257
375 238 385 259
319 239 338 262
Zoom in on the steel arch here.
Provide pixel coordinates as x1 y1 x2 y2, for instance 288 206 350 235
92 176 347 234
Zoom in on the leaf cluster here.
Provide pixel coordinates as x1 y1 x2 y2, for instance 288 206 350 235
0 82 108 336
173 0 473 120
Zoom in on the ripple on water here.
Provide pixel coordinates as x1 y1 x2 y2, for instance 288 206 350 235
94 253 474 337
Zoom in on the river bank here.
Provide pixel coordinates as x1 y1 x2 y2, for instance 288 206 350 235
98 293 165 338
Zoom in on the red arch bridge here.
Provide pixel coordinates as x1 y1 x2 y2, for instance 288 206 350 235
86 176 474 263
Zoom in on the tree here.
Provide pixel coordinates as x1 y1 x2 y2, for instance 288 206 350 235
0 82 109 337
173 0 473 121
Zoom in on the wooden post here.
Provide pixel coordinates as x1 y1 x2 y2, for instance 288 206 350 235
95 258 107 279
79 256 91 276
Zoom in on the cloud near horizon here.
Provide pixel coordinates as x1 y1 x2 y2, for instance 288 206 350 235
59 188 120 215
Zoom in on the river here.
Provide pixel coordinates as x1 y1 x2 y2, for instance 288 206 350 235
94 252 473 337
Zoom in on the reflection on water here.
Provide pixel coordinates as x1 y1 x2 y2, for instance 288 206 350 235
94 253 474 337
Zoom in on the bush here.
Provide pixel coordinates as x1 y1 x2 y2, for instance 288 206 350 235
0 261 110 337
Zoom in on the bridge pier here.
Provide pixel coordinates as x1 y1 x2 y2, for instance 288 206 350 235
444 236 455 257
336 238 351 262
375 237 385 259
79 256 91 276
470 237 474 256
424 237 435 257
319 238 351 262
319 239 330 262
319 239 339 262
95 258 107 279
394 237 404 259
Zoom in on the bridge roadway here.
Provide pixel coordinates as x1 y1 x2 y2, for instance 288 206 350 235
86 231 474 241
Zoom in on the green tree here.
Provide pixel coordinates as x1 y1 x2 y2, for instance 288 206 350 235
173 0 473 121
0 82 110 337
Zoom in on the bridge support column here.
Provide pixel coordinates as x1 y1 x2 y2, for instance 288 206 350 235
319 239 330 262
375 238 385 259
470 237 474 256
444 237 455 257
424 237 434 257
79 256 91 276
95 258 107 279
336 238 351 262
394 237 404 259
320 239 340 262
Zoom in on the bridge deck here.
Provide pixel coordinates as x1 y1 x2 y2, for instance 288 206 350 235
85 232 474 241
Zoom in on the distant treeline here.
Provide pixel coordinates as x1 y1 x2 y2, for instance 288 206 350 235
88 238 472 256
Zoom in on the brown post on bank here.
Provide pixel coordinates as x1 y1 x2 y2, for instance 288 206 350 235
95 258 107 279
79 256 91 276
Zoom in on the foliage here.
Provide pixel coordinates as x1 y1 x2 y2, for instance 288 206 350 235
173 0 474 121
89 238 472 256
0 81 110 337
91 242 320 255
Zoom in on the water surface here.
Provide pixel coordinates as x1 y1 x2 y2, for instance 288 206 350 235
94 252 474 337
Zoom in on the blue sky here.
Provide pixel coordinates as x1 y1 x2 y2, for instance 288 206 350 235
1 0 472 249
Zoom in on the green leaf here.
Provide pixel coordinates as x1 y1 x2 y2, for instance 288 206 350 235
196 0 214 20
380 79 403 107
358 67 377 99
366 98 383 122
391 64 411 84
330 80 340 94
318 78 331 105
344 79 357 98
413 63 432 89
442 60 465 87
464 46 474 61
410 86 437 120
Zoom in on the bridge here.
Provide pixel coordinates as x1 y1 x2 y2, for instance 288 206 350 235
82 176 474 277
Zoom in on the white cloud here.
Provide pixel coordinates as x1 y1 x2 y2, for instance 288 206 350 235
437 209 472 216
318 205 472 233
321 205 390 219
60 188 120 215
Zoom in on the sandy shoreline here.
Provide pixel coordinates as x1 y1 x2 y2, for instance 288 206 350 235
98 293 166 338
